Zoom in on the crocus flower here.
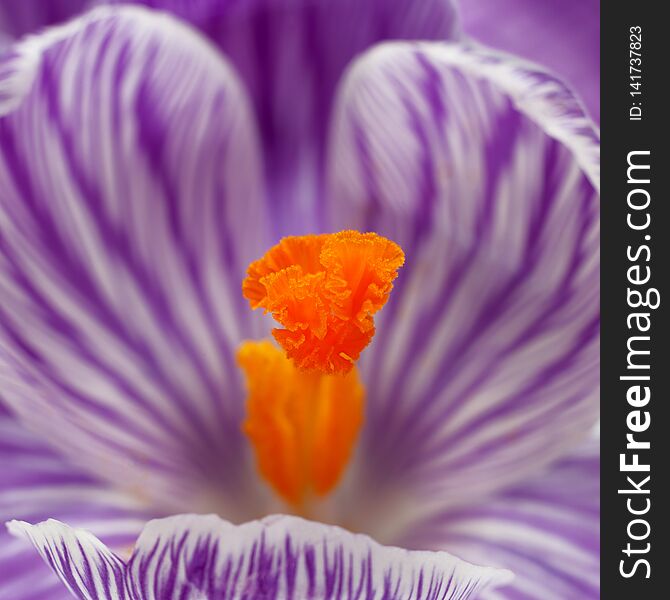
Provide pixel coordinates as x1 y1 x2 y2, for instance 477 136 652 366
0 1 599 599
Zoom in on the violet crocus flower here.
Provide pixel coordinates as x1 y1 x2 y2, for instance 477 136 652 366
0 1 599 599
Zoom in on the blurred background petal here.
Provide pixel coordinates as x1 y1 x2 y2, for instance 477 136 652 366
0 6 270 517
403 440 600 599
0 405 148 599
0 0 88 40
99 0 461 234
326 41 598 539
456 0 599 121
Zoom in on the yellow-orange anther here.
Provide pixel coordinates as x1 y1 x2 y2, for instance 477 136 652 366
242 231 404 374
238 340 364 507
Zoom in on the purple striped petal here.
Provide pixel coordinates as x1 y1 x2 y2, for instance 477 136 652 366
10 513 513 599
8 520 129 600
0 6 270 514
456 0 600 121
97 0 461 233
403 441 600 599
326 41 599 529
0 0 88 40
0 409 149 600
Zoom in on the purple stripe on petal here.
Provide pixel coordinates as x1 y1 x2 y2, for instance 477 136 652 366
98 0 461 234
325 41 599 530
0 6 270 515
403 441 600 599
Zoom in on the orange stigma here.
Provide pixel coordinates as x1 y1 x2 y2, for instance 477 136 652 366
242 231 404 374
238 340 364 508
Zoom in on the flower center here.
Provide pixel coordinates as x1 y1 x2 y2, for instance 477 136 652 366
242 231 404 374
239 230 403 509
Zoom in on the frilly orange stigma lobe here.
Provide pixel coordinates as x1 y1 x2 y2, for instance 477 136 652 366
242 231 404 374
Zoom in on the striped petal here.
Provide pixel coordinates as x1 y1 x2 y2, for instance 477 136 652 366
403 441 600 599
0 408 148 600
8 520 129 600
326 41 599 530
0 6 269 514
10 514 513 599
97 0 461 233
457 0 599 121
0 0 88 40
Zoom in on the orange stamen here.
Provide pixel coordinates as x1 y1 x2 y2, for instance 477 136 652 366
238 340 364 508
242 231 404 374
